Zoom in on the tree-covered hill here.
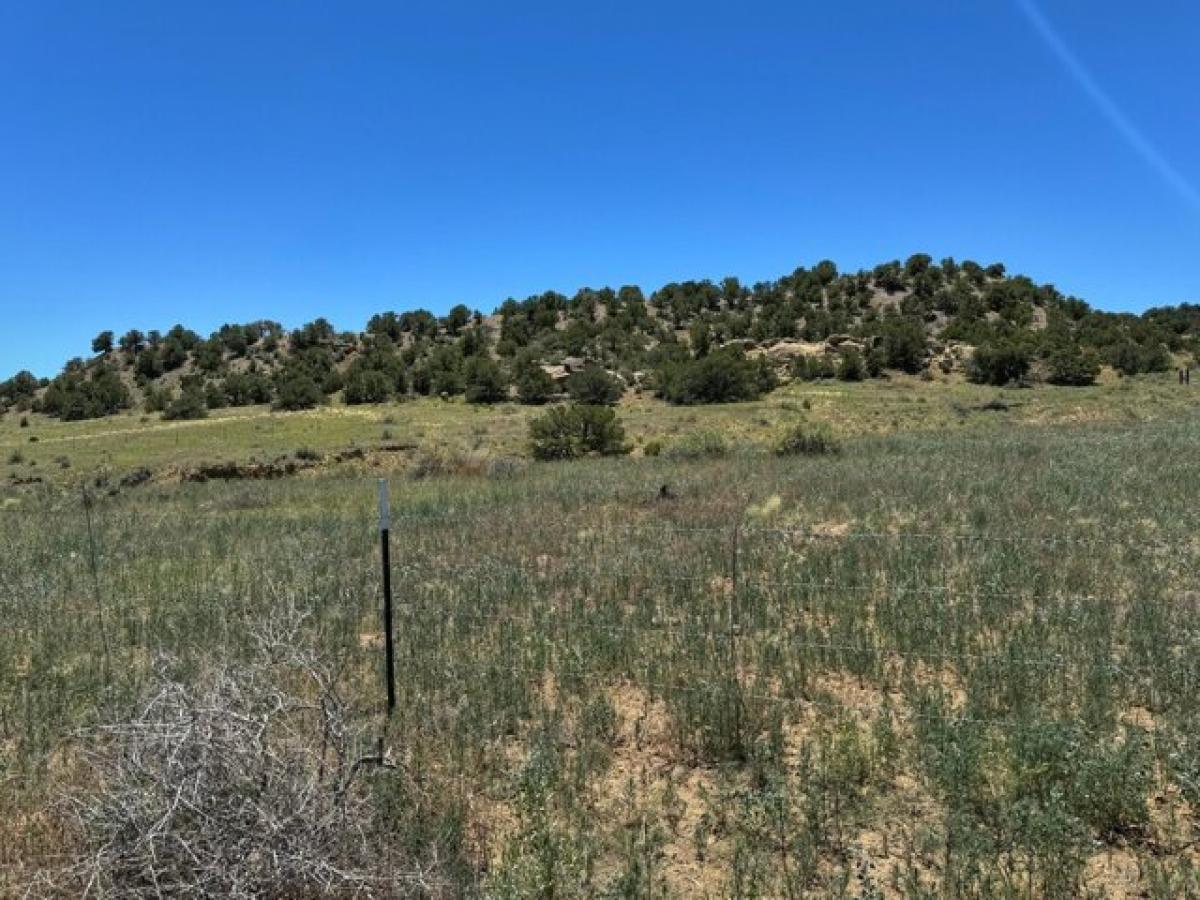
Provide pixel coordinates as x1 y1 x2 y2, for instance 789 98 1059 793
4 254 1198 422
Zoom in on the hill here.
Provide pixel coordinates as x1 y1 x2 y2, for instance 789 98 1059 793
3 254 1199 425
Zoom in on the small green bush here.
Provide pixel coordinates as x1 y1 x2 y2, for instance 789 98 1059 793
774 423 841 456
642 440 662 458
273 372 324 411
837 348 866 381
1046 344 1101 386
529 404 627 460
463 356 508 404
969 341 1031 386
162 389 208 421
656 348 774 404
344 369 393 405
565 366 622 406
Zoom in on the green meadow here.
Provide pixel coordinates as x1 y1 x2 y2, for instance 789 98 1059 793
3 378 1200 896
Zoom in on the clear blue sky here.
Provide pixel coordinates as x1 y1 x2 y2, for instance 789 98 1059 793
3 1 1199 377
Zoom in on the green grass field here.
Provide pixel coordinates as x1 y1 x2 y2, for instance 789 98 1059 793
4 379 1200 897
1 372 1196 490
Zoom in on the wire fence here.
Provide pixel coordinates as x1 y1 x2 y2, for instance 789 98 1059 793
2 489 1198 774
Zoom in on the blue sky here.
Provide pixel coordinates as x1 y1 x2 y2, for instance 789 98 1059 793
2 1 1198 377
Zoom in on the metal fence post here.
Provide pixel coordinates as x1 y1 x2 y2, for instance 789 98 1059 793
378 479 397 716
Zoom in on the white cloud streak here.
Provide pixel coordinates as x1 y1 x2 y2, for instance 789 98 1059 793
1015 0 1200 214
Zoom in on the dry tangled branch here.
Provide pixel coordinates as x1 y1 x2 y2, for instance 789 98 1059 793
32 608 452 898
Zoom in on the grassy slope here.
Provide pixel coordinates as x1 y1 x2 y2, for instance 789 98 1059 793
2 370 1197 487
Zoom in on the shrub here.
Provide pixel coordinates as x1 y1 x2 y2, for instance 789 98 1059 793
529 404 627 460
970 341 1031 386
40 364 131 421
774 423 841 456
837 348 866 381
566 366 622 405
222 371 274 407
513 354 555 404
879 315 927 373
273 372 324 411
143 385 171 413
1046 344 1101 386
1107 340 1170 377
204 382 227 410
790 355 836 381
343 369 393 405
463 356 508 404
643 440 663 457
656 349 771 404
162 388 209 421
51 618 458 896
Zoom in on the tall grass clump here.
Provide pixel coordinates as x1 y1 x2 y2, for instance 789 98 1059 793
773 422 841 456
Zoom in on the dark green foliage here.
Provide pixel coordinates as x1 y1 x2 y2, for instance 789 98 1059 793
158 340 188 373
344 345 407 404
528 404 627 460
1108 340 1170 376
366 312 404 342
273 364 325 411
213 323 263 357
26 254 1200 425
135 348 163 381
970 341 1032 386
837 348 866 381
655 348 771 404
143 384 171 413
444 304 473 336
273 373 323 411
512 353 555 404
221 371 274 407
463 356 508 404
193 339 224 373
566 366 622 406
204 382 227 410
290 318 336 351
118 329 145 356
91 331 114 354
162 386 209 421
343 369 394 405
878 315 927 373
1046 344 1101 386
0 370 39 407
40 364 130 421
412 344 464 397
278 347 341 396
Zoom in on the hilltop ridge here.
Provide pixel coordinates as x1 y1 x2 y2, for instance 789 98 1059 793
4 254 1198 422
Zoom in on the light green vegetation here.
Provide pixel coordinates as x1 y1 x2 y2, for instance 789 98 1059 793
4 400 1200 896
1 372 1196 486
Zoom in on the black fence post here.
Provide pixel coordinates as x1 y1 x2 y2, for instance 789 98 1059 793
378 479 397 716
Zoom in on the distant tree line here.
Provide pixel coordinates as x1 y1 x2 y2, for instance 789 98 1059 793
5 255 1197 421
